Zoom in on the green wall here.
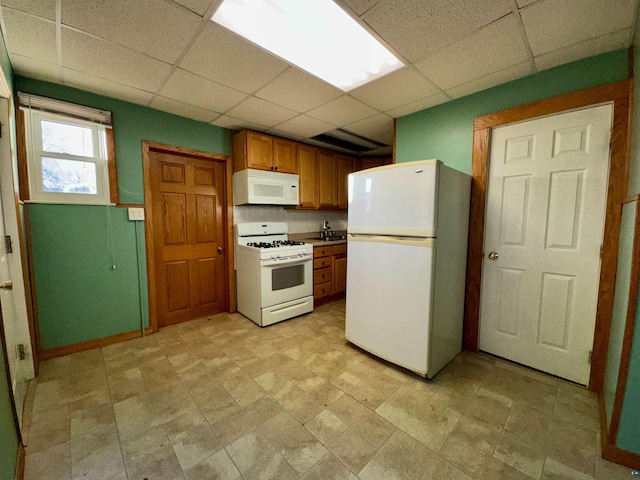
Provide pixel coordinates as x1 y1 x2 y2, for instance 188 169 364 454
15 77 231 350
396 49 629 172
0 28 18 480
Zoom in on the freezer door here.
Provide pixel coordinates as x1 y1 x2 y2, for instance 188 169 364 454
348 160 439 237
345 236 435 376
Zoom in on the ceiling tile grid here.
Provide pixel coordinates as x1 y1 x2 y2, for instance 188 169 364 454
179 23 289 94
0 0 637 152
414 15 530 90
61 0 202 64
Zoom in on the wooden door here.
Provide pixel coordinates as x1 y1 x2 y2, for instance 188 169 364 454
335 154 354 209
149 151 228 327
479 104 612 385
318 150 336 208
297 144 318 208
273 137 297 174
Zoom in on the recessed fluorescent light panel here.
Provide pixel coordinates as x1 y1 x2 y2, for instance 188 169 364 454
212 0 404 91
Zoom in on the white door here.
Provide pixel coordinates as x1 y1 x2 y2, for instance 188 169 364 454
0 95 34 428
479 104 612 385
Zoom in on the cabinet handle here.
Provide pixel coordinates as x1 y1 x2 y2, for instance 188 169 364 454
274 166 278 171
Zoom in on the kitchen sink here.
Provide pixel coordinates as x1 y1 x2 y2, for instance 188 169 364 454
306 235 347 242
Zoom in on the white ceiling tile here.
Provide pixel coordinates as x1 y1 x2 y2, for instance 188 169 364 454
264 129 304 141
350 67 441 111
225 97 298 128
271 115 335 138
211 115 268 132
306 95 377 126
521 0 635 56
62 69 154 106
2 8 56 63
171 0 216 16
10 54 62 83
61 0 201 64
516 0 539 6
362 0 512 62
534 29 631 72
415 15 530 90
385 91 451 118
255 68 343 113
344 113 393 138
446 62 533 99
160 68 247 113
339 0 385 16
61 28 172 92
371 131 393 145
1 0 55 20
150 96 220 123
180 23 288 94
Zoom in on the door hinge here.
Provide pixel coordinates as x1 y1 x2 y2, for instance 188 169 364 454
17 344 26 360
589 350 592 365
4 235 12 254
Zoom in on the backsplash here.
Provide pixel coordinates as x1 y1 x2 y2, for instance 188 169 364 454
234 206 347 234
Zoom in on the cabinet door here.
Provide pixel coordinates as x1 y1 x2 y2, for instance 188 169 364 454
333 253 347 293
335 154 354 209
273 137 298 173
318 150 336 209
245 132 273 170
356 157 392 171
297 144 318 208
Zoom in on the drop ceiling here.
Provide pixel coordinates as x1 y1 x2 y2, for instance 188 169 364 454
0 0 636 156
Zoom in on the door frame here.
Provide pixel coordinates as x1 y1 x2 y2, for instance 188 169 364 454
463 80 632 392
142 141 235 333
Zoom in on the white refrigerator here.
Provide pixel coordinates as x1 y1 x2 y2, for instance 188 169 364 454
345 159 471 378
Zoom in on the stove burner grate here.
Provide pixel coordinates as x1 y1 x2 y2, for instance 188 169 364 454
246 240 306 248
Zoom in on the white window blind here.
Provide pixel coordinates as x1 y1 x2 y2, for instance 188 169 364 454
18 92 112 127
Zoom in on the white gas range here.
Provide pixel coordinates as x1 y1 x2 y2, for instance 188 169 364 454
235 222 314 326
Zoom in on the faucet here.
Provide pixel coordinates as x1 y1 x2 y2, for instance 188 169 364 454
321 220 333 240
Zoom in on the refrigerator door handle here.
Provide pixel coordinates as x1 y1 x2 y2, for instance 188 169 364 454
348 233 435 247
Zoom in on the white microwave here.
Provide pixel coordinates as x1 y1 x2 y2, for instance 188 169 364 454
233 169 299 206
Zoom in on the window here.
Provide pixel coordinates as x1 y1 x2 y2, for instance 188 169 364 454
19 93 115 205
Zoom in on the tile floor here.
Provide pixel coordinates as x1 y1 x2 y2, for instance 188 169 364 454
22 299 636 480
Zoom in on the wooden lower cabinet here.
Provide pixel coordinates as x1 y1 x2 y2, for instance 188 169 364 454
313 244 347 300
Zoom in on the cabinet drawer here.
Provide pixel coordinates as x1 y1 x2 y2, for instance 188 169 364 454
314 246 332 258
314 266 332 285
314 281 332 299
332 244 347 255
314 257 332 269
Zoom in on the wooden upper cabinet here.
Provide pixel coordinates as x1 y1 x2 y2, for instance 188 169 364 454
232 130 298 173
272 137 297 173
297 144 318 209
335 154 354 210
318 149 336 209
355 156 393 171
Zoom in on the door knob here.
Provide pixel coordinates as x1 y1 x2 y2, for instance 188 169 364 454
488 251 499 260
0 281 13 291
217 247 224 253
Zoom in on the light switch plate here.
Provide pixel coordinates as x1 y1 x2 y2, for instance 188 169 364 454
128 207 145 221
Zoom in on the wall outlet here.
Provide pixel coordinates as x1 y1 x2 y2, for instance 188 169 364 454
128 207 145 221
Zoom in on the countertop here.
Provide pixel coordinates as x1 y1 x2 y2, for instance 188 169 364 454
289 232 347 246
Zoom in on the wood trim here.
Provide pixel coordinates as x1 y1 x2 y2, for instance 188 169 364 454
473 80 631 131
463 127 489 351
23 205 42 355
115 204 146 208
15 106 29 202
591 89 632 390
106 128 119 205
622 194 640 204
464 80 632 393
142 141 236 332
392 118 397 163
599 392 640 469
39 327 154 360
608 199 640 444
14 442 25 480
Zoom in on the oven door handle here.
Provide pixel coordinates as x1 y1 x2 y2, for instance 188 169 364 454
261 255 312 267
